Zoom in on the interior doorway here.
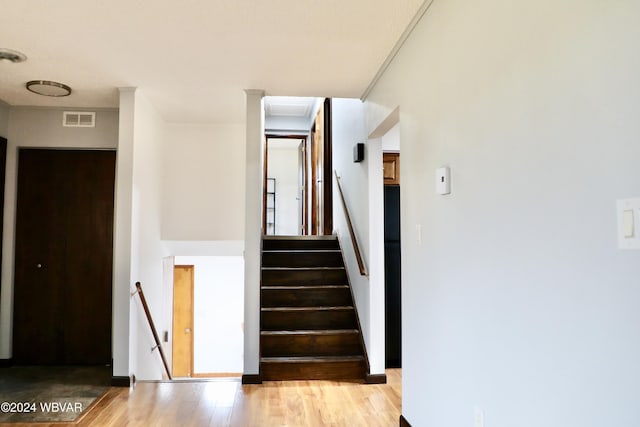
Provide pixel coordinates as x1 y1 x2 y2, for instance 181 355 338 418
264 135 307 236
263 97 333 236
168 256 244 378
382 124 402 369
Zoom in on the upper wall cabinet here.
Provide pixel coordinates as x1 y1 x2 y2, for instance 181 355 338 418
383 152 400 186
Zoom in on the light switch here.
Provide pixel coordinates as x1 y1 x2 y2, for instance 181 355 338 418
617 198 640 250
623 209 634 238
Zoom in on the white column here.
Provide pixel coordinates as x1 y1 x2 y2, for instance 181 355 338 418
112 87 136 378
243 89 265 378
367 136 386 375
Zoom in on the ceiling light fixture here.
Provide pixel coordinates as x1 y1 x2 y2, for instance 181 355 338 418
0 48 27 63
26 80 72 97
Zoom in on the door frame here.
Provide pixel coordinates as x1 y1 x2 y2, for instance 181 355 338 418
322 98 333 235
263 134 309 235
310 98 333 235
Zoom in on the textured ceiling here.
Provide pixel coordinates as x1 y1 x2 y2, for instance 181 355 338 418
0 0 424 123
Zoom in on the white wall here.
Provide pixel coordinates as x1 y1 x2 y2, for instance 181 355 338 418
0 106 118 360
120 102 248 380
174 256 244 374
331 98 386 375
366 0 640 425
381 122 400 152
118 97 248 380
128 90 167 380
161 256 175 374
162 123 246 241
267 142 300 235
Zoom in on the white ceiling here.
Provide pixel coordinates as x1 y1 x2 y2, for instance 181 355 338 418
0 0 424 123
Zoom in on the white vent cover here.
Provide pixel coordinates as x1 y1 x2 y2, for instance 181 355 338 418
63 111 96 127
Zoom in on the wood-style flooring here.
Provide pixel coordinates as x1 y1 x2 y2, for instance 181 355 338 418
12 369 401 427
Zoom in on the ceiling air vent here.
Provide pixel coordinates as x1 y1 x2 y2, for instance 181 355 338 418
63 111 95 128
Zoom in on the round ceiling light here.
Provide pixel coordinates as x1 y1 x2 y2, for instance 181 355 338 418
26 80 72 97
0 48 27 63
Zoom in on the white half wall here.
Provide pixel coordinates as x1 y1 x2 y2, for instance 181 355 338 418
162 123 246 241
0 106 118 361
366 0 640 425
331 98 385 375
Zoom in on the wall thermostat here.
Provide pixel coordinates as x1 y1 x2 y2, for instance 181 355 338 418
436 166 450 195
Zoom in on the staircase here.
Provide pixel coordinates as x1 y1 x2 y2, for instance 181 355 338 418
260 235 367 381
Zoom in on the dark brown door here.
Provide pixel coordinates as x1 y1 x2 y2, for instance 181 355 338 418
384 184 401 368
13 149 115 364
310 98 333 235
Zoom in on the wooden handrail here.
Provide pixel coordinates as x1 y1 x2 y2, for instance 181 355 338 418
334 171 368 276
134 282 172 380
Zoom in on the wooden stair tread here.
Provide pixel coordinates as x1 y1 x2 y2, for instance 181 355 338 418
261 356 364 363
261 329 358 336
263 249 341 253
262 266 345 270
261 306 353 312
261 285 349 290
262 235 337 240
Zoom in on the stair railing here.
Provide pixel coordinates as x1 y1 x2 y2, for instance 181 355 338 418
133 282 172 380
334 171 368 276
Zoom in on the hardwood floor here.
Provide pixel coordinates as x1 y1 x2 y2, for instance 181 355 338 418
14 369 401 427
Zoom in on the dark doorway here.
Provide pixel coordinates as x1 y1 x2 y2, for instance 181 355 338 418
13 149 116 365
384 184 401 368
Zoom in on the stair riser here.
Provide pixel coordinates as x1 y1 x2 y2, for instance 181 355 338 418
263 239 339 251
261 334 362 357
262 251 344 268
261 310 357 330
261 361 366 381
261 288 352 307
262 269 347 286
